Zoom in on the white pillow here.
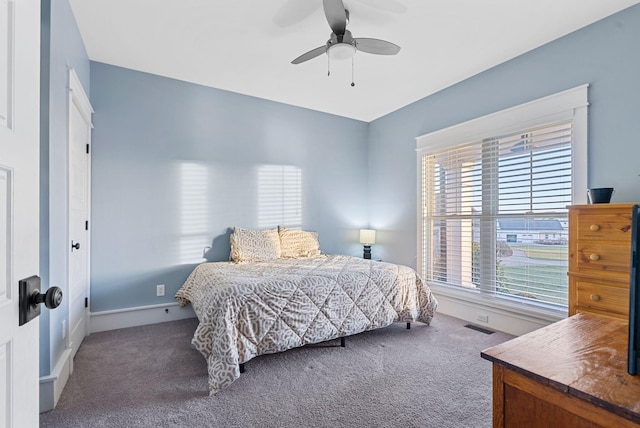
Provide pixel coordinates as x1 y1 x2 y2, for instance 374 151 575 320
230 227 281 262
278 226 321 258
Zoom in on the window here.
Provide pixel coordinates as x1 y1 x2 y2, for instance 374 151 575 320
417 86 588 312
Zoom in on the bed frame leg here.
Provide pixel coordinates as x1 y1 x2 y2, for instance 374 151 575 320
239 363 245 374
340 337 346 347
407 322 411 329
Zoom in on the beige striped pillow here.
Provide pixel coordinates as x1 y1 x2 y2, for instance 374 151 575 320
230 227 281 262
278 227 321 258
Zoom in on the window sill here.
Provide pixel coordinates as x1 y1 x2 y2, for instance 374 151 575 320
429 283 567 336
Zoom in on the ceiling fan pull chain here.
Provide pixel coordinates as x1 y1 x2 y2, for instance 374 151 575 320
351 56 355 87
327 54 331 76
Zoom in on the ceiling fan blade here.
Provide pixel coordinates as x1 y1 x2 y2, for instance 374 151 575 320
354 38 401 55
291 45 327 64
323 0 347 35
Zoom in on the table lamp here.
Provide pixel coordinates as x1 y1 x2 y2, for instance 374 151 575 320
359 229 376 259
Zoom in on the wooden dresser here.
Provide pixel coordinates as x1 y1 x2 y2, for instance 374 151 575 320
568 203 637 320
481 313 640 428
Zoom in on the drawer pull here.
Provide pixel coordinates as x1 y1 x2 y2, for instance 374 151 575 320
590 224 600 231
590 254 600 261
590 294 601 302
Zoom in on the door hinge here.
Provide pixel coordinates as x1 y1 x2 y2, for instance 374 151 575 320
86 143 90 154
84 297 88 308
85 220 89 230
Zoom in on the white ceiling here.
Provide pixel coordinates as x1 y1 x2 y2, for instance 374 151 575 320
69 0 640 122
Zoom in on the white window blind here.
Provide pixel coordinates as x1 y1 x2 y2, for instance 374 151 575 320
421 120 572 307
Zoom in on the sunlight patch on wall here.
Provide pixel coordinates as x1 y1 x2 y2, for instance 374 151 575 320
258 165 302 229
179 162 210 264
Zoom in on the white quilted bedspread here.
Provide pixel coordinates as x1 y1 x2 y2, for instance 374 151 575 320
175 254 438 394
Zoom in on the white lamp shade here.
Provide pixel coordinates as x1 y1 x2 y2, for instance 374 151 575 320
328 43 356 60
359 229 376 245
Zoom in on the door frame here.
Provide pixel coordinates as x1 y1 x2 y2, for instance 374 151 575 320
39 67 93 413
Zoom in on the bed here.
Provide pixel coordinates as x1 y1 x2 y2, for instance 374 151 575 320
175 227 438 394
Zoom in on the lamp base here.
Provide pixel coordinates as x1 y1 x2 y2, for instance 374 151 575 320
363 245 372 260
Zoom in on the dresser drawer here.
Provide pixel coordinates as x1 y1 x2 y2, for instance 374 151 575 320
574 213 632 242
568 204 638 320
572 242 631 276
573 279 629 317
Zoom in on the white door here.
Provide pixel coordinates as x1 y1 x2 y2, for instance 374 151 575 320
67 69 92 361
0 0 41 427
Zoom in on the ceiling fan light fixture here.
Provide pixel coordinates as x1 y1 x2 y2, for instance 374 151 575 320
328 42 356 60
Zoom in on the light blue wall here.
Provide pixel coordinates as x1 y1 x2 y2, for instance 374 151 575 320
89 63 369 312
39 0 90 375
368 4 640 268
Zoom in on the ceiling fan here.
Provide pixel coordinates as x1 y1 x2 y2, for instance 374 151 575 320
291 0 401 68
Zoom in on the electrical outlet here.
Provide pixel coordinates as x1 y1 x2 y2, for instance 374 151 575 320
62 320 66 339
156 284 165 297
477 313 489 323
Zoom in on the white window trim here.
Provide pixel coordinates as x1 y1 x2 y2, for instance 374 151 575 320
415 84 589 334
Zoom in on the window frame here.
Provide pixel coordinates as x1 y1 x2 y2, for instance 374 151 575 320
416 85 588 318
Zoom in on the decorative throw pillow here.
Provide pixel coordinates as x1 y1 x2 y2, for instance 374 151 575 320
230 227 281 262
278 226 321 258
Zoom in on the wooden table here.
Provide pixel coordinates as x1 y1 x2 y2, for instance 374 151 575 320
481 313 640 428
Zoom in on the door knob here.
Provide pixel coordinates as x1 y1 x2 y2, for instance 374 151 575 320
19 276 63 326
71 241 80 251
32 287 63 310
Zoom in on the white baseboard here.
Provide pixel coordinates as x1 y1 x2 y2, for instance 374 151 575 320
39 347 72 413
89 302 196 333
433 291 563 336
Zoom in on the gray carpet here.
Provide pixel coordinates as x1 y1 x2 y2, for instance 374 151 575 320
40 313 514 428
